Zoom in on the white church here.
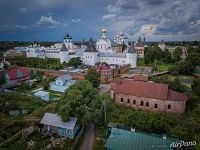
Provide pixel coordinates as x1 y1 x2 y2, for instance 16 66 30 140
25 28 138 68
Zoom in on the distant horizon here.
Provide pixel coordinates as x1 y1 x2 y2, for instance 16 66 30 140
0 39 200 43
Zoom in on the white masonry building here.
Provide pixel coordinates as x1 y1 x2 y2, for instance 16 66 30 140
60 28 137 68
25 28 137 68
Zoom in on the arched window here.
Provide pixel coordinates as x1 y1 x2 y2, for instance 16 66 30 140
154 104 158 108
133 100 136 105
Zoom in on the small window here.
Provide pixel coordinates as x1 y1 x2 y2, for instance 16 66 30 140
66 129 70 134
168 105 171 109
154 104 158 109
141 101 144 106
127 99 130 103
146 102 149 107
121 98 123 103
133 100 136 105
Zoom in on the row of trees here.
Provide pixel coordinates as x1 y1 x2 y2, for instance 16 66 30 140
144 45 200 75
150 75 185 92
144 46 172 64
168 61 194 75
0 92 45 113
168 46 200 75
10 57 65 70
10 56 84 70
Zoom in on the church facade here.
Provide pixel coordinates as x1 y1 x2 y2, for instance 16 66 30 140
60 28 137 68
25 28 140 68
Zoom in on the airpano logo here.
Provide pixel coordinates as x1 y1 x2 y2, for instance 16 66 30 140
170 140 196 148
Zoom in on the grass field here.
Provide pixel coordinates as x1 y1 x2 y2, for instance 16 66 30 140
158 63 172 71
137 58 172 72
27 102 56 118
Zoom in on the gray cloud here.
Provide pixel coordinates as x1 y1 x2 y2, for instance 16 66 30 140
142 0 166 6
17 8 28 13
36 16 60 27
103 0 200 40
71 18 81 23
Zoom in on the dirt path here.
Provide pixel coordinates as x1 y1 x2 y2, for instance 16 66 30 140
0 128 23 147
79 123 95 150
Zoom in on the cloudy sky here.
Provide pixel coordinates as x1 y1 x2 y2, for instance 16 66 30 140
0 0 200 41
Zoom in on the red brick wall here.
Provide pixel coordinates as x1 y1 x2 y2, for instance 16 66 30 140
112 92 186 113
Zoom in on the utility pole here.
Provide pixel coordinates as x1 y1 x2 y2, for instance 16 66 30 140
101 98 106 124
104 99 106 123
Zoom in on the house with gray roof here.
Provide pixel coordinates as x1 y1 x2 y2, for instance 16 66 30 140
40 113 80 139
34 90 50 101
50 74 76 93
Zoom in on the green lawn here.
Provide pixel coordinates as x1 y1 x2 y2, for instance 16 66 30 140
157 63 172 71
137 58 172 72
27 102 56 118
178 75 194 92
178 75 194 81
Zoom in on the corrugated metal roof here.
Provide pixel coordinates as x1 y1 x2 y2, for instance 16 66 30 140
34 90 49 97
56 74 72 83
40 113 77 130
105 128 176 150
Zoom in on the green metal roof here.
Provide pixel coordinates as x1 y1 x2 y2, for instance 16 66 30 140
64 34 72 40
105 128 177 150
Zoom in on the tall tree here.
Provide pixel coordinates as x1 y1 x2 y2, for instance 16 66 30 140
186 52 200 67
192 78 200 96
55 80 102 124
151 75 185 92
163 49 172 63
85 68 101 88
173 47 182 62
144 46 163 64
68 57 82 68
177 60 194 75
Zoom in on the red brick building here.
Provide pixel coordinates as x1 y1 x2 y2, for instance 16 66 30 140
96 65 113 83
111 76 187 113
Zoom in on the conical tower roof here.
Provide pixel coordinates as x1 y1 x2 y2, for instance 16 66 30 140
60 43 68 52
85 38 97 52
